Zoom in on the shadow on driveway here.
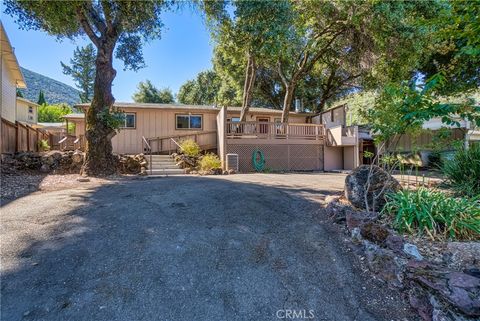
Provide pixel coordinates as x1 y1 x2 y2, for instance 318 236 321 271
1 176 417 321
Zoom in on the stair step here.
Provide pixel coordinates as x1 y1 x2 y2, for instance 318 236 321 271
148 168 185 175
149 165 180 170
149 161 176 165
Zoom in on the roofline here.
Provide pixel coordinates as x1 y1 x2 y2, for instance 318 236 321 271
318 103 347 115
16 97 40 107
1 22 26 88
74 103 314 115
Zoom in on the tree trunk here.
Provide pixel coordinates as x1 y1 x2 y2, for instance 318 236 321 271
281 84 295 123
239 53 256 122
81 41 118 176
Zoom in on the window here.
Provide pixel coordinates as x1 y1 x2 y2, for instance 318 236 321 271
28 106 33 114
121 113 136 129
176 114 202 129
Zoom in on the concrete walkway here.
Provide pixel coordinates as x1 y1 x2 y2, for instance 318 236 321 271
1 173 416 321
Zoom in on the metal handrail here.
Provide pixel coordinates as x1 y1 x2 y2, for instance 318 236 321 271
142 136 153 175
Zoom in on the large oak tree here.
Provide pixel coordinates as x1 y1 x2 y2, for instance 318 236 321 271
5 0 170 176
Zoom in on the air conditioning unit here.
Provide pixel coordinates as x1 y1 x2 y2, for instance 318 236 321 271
226 153 239 172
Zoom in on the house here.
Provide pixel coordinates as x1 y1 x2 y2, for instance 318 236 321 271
16 97 39 124
1 23 52 154
1 22 27 153
66 102 364 172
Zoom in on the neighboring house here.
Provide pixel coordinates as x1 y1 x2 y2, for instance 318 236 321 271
16 97 39 124
1 22 27 153
66 102 365 172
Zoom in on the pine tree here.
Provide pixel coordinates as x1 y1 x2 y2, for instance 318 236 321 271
16 89 23 98
61 44 96 103
37 90 46 105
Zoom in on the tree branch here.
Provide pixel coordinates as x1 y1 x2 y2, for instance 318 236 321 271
76 7 100 47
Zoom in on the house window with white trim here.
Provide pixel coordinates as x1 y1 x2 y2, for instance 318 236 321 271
121 113 136 129
176 114 202 129
28 106 33 114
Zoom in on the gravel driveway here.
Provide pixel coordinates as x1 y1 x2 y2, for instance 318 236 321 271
1 173 416 321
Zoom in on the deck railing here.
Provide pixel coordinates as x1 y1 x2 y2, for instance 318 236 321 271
226 121 324 140
144 130 217 154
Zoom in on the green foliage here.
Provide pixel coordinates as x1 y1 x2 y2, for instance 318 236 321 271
442 145 480 198
367 73 480 145
199 153 222 171
177 70 220 105
37 90 46 105
418 0 480 93
132 80 174 104
38 104 72 122
383 188 480 240
179 139 201 158
98 109 125 130
16 89 23 98
37 139 50 152
61 44 96 103
18 67 81 106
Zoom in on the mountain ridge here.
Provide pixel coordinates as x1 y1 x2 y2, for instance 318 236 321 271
18 67 81 106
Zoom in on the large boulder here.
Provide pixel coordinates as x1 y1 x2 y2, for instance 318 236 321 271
345 165 401 211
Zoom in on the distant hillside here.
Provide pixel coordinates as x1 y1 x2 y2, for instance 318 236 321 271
18 67 81 107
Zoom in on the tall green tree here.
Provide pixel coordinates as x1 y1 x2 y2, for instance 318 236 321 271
275 0 437 122
213 0 293 120
37 90 46 105
61 44 96 103
132 80 174 104
5 0 172 176
16 89 23 98
177 70 220 105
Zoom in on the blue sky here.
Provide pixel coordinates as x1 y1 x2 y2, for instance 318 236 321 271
2 8 214 102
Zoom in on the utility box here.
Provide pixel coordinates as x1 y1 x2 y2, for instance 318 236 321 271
226 153 239 172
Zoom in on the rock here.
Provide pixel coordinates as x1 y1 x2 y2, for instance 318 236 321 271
227 169 236 175
325 198 354 223
360 222 390 245
385 234 405 253
40 164 50 173
223 170 229 175
72 152 83 164
409 289 433 321
363 241 405 288
344 165 401 211
445 242 480 270
77 177 90 182
408 267 480 317
345 210 378 231
351 227 362 243
404 243 424 261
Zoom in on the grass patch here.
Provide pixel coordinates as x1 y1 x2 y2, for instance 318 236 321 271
442 144 480 197
383 187 480 240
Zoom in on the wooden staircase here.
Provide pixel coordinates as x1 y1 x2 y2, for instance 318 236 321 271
148 155 185 176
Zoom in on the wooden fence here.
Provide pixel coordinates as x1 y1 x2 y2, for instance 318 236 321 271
1 118 53 154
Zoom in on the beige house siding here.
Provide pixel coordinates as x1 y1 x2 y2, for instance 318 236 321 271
16 98 38 124
1 59 17 123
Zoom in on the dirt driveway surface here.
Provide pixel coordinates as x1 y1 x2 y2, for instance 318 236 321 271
1 173 416 321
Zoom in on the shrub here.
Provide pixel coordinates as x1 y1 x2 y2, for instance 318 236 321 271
383 188 480 240
442 144 480 197
199 153 221 171
179 139 201 157
38 139 50 151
